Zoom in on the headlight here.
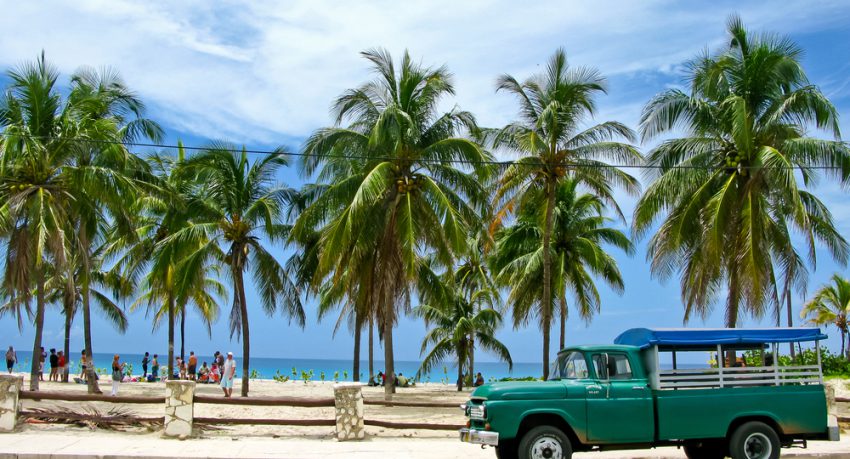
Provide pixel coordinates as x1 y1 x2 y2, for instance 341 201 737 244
468 404 486 420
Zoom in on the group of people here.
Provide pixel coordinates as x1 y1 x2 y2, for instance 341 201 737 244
368 371 412 387
139 350 237 397
5 344 237 398
5 346 74 382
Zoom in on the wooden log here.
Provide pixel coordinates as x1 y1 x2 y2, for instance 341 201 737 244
194 417 335 426
363 399 460 408
363 419 464 430
835 397 849 403
19 411 162 424
19 391 164 404
193 395 334 407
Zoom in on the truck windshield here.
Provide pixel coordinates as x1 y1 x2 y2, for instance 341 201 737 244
550 351 588 380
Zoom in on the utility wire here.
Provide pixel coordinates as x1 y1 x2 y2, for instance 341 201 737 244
0 131 847 171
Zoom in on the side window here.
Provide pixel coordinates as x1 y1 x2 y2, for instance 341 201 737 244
592 353 633 380
562 352 589 379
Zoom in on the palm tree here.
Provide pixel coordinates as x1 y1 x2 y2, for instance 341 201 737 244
634 16 850 335
0 54 143 390
109 145 214 381
66 66 162 393
44 248 132 382
490 179 632 371
491 48 640 378
170 144 303 396
296 49 491 399
415 260 512 391
801 274 850 359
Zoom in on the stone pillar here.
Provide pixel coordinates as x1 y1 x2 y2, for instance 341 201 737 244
334 383 365 441
164 380 195 438
0 375 23 431
825 384 836 413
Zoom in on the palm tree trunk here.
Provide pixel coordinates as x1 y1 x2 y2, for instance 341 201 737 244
725 266 741 367
81 277 101 393
368 316 374 380
80 231 101 394
167 294 175 380
457 341 465 392
30 269 46 391
559 295 567 350
785 286 795 358
382 308 394 401
468 337 474 388
352 311 361 382
541 180 556 380
63 308 71 383
180 308 186 361
237 268 251 397
842 330 847 361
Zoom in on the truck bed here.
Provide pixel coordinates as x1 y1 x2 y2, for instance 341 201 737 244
654 384 828 440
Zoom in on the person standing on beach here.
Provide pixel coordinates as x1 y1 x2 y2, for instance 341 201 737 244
151 354 159 382
38 347 46 381
221 352 236 397
142 352 149 378
57 351 66 382
214 351 224 371
49 349 58 381
79 350 88 382
111 355 125 396
188 351 197 380
5 346 16 373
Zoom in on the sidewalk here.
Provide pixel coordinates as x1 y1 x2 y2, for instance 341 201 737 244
0 431 847 459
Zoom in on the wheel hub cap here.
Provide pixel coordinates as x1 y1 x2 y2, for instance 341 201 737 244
531 436 563 459
744 432 772 459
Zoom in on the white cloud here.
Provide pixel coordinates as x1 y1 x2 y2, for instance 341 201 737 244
2 0 849 145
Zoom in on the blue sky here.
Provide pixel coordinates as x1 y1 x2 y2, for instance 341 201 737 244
2 0 850 366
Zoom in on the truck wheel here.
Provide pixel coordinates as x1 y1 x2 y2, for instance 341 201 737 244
495 439 518 459
518 425 572 459
728 422 780 459
683 440 726 459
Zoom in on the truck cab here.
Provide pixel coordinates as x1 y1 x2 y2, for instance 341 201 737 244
460 328 840 459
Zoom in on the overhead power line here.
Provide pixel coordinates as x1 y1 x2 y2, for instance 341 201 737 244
0 132 847 171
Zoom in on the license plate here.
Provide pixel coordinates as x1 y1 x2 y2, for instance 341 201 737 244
461 430 472 442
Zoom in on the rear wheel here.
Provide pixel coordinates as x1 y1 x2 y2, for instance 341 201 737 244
728 421 780 459
684 439 726 459
517 425 572 459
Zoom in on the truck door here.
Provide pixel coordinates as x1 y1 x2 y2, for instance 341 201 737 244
586 352 654 443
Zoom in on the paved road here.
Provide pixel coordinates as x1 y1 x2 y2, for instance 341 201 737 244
0 431 847 459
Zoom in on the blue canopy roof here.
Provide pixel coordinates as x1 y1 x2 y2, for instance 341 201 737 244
614 328 827 349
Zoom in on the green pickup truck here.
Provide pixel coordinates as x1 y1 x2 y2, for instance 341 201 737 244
460 328 840 459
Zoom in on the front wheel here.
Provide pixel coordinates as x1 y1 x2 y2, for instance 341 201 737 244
517 425 572 459
495 439 517 459
728 421 780 459
684 439 726 459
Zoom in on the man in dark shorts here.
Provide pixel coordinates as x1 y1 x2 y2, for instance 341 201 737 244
49 349 58 381
142 352 149 378
5 346 16 373
188 351 197 380
39 347 46 381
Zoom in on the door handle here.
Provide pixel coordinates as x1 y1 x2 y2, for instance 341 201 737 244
632 386 646 390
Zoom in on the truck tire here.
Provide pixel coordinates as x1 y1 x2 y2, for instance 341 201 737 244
728 421 780 459
683 440 726 459
517 425 572 459
495 439 518 459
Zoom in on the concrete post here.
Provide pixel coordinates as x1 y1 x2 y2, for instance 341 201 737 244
825 384 836 413
164 380 195 438
0 375 23 431
333 383 365 441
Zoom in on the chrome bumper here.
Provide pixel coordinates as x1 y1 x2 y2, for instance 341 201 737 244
459 428 499 446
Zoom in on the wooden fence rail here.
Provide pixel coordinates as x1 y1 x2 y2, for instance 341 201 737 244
363 399 460 408
19 391 165 404
193 395 335 407
194 417 336 427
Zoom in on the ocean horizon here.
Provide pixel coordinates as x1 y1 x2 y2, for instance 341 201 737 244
11 350 708 382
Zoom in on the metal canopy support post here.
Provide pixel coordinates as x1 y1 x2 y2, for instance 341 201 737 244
672 350 677 370
717 344 724 388
816 341 823 384
773 343 780 386
653 346 660 390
